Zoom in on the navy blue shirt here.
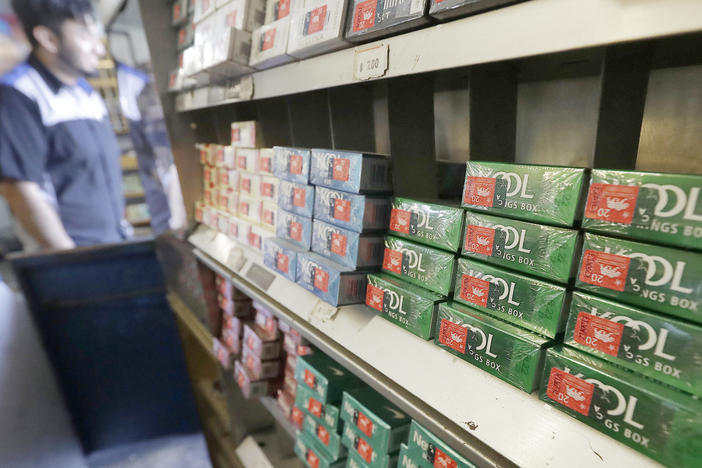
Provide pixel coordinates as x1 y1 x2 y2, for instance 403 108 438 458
0 55 126 246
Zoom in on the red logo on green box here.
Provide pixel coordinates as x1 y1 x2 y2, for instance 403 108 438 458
465 225 496 256
574 312 625 357
585 184 639 225
547 367 594 416
308 397 322 417
434 448 457 468
366 284 384 312
356 412 374 438
579 250 631 292
383 249 402 274
460 275 490 308
438 319 468 354
389 209 411 234
316 425 330 446
463 176 496 207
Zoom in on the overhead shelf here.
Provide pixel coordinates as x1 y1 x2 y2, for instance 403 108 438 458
188 224 663 468
176 0 702 110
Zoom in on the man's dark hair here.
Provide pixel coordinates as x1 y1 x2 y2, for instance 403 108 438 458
12 0 95 46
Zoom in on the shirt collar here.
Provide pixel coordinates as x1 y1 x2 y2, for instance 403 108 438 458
28 53 68 94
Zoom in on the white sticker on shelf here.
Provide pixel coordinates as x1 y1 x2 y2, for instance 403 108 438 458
353 43 389 81
226 247 245 272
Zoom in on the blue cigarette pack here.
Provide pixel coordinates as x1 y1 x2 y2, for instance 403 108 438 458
278 179 315 217
263 237 307 281
310 149 392 194
296 252 368 306
276 208 313 249
273 146 311 184
314 187 390 233
312 220 384 270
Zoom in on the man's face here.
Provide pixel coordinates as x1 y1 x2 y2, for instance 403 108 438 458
56 16 105 76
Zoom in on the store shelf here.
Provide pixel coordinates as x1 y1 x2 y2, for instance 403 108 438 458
260 396 299 440
175 0 702 110
188 224 663 468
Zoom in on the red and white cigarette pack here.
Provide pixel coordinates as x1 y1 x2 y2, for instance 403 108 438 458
249 18 293 70
243 324 283 360
242 344 283 380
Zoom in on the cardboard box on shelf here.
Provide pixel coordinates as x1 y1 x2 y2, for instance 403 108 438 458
243 323 282 360
276 209 313 249
314 187 391 233
236 148 260 172
344 0 430 43
365 273 444 340
249 17 294 69
564 291 702 397
258 148 275 175
388 198 464 252
540 346 702 468
278 179 315 217
381 236 455 296
340 387 410 454
576 233 702 324
273 146 312 184
582 169 702 251
453 257 568 339
296 252 368 306
435 302 550 393
242 344 282 380
287 0 349 59
310 149 392 194
263 237 306 281
462 161 588 227
462 211 580 284
312 220 385 270
295 352 363 404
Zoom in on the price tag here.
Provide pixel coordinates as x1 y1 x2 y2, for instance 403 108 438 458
353 43 388 81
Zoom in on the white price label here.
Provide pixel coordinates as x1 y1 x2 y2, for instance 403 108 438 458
353 43 388 81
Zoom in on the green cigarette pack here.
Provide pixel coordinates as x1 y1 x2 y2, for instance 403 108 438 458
296 431 347 468
340 387 411 454
576 233 702 324
303 413 347 461
388 198 465 252
454 258 569 338
344 444 398 468
462 161 588 227
435 302 550 393
296 383 343 432
365 273 445 340
582 169 702 251
295 352 363 404
382 236 456 296
462 211 580 284
540 346 702 468
564 292 702 397
398 444 430 468
406 421 476 468
341 422 398 468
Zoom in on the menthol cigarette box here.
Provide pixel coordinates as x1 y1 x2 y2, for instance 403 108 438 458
314 187 391 233
582 169 702 251
313 220 385 270
366 273 444 340
462 211 580 284
462 161 588 227
341 423 398 467
397 443 431 468
295 431 347 468
295 352 363 404
303 413 347 461
296 253 368 306
345 0 430 43
310 149 392 194
274 146 312 184
435 302 549 393
340 387 410 454
276 209 312 249
249 17 294 69
278 179 315 217
389 198 464 252
564 291 702 397
382 236 455 296
576 233 702 325
429 0 522 21
264 237 306 281
231 121 258 148
288 0 349 59
405 421 476 468
296 382 343 432
454 257 568 338
540 346 702 468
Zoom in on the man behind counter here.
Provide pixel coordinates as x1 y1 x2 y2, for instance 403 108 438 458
0 0 129 250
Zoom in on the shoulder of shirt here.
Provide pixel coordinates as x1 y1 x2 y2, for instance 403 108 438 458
0 62 31 88
116 62 150 84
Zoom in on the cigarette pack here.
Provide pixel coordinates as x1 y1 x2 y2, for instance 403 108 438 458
276 209 313 249
288 0 349 59
295 431 347 468
429 0 522 21
462 161 588 227
382 236 455 296
345 0 429 43
278 180 315 217
540 346 702 468
303 413 347 461
243 323 282 360
249 17 294 69
435 302 549 393
258 148 275 174
273 146 312 184
261 200 277 231
388 198 464 252
314 187 391 233
265 0 304 23
259 175 279 203
296 252 368 306
231 121 259 148
296 382 343 432
340 423 398 467
405 421 475 468
238 193 261 224
310 149 392 194
312 220 385 270
239 172 261 198
236 147 259 172
295 352 363 403
241 344 282 380
263 237 306 281
234 360 275 398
